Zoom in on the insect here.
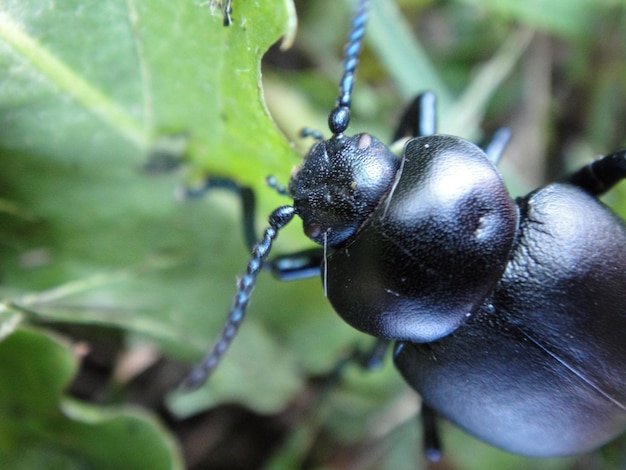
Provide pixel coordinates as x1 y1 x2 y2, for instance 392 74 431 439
183 0 626 460
208 0 232 26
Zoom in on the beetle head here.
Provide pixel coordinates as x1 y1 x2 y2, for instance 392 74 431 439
289 133 400 247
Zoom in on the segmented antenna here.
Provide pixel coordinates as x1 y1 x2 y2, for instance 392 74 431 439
182 0 371 390
328 0 369 136
181 206 296 390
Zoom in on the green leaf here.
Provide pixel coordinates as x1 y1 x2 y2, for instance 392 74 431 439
0 0 319 416
0 327 183 469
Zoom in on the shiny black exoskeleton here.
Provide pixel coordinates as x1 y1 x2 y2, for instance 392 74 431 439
183 0 626 459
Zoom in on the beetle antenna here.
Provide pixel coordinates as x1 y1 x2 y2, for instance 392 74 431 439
323 232 329 297
328 0 369 137
181 205 296 390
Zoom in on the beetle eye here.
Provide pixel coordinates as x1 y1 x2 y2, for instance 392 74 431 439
305 223 322 240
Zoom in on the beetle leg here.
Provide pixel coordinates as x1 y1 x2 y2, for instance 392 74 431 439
355 338 391 371
181 177 324 281
269 248 324 281
179 176 258 250
393 95 512 167
392 92 437 141
222 0 232 26
298 339 392 435
482 127 512 166
266 175 290 196
300 127 325 141
354 337 391 370
208 0 233 26
321 338 392 392
566 149 626 196
421 403 443 462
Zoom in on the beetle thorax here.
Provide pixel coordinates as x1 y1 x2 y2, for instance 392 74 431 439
289 133 401 247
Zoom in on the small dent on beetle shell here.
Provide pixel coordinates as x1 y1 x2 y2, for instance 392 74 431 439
357 133 372 149
474 215 487 239
474 213 496 241
305 223 322 240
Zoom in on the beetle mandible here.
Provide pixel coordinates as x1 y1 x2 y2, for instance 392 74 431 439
183 0 626 459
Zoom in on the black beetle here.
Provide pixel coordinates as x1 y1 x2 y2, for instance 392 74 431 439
183 0 626 459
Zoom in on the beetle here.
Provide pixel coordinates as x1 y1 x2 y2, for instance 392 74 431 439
182 0 626 460
211 0 233 27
